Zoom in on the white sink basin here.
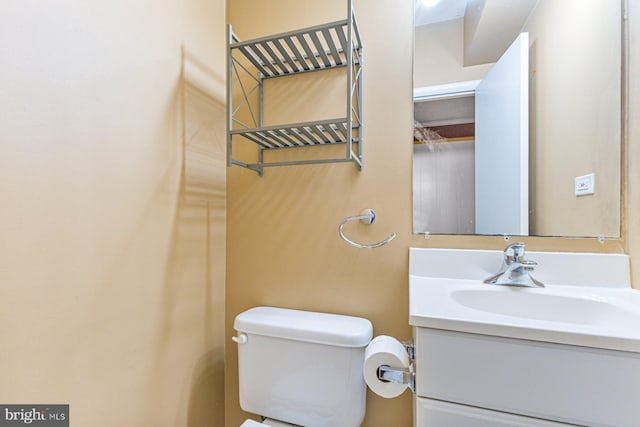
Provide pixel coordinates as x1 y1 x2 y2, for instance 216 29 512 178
409 248 640 352
451 287 640 325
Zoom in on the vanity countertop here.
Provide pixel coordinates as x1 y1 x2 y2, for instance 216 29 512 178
409 248 640 352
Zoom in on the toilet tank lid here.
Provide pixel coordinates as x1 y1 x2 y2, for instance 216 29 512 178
234 307 373 348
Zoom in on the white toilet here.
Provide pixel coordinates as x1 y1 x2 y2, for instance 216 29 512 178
233 306 373 427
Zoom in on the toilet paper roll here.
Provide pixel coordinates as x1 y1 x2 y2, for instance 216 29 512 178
363 335 411 398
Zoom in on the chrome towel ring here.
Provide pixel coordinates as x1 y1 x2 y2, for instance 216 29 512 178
338 209 397 249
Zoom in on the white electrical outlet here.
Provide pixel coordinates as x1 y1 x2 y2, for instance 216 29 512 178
575 173 595 196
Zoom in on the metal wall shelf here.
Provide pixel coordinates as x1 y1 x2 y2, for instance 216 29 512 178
227 0 363 175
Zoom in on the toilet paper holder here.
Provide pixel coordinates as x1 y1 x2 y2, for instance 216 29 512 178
376 341 415 393
377 365 415 393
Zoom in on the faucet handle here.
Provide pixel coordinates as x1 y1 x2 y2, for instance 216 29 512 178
520 259 537 271
504 242 526 263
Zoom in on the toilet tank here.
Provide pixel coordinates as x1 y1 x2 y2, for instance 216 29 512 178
234 307 373 427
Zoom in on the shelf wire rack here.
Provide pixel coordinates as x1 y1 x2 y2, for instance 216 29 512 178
226 0 363 175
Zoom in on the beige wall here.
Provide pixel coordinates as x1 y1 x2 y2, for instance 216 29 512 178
227 1 638 427
0 0 226 426
414 19 493 87
226 0 415 426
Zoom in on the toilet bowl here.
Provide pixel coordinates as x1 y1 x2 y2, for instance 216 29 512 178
233 306 373 427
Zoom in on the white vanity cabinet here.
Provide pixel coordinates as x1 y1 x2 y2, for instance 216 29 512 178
408 247 640 427
412 327 640 427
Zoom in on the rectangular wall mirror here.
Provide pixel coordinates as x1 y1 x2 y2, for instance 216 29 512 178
413 0 623 237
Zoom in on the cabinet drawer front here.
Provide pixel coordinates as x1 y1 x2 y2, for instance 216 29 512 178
415 397 575 427
415 328 640 426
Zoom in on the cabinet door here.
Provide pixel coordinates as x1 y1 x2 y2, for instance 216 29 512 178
414 327 640 426
415 398 575 427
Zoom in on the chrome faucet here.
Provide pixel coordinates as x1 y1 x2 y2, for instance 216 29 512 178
484 243 545 288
